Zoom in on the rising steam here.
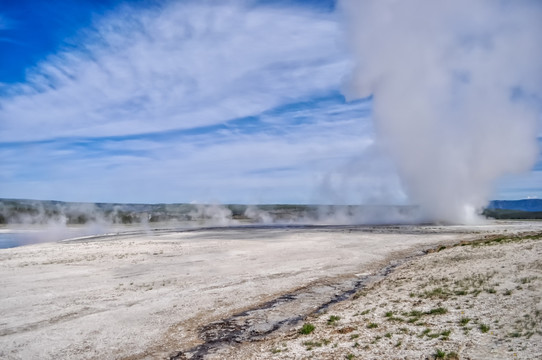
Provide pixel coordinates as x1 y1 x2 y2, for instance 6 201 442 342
340 0 542 223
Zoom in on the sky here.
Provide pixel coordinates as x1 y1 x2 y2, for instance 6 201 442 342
0 0 540 205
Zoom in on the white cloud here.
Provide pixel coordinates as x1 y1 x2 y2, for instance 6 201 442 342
0 1 539 205
494 170 542 200
0 1 348 142
0 95 387 204
0 1 399 205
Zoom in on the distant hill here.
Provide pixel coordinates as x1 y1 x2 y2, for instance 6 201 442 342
0 198 319 225
487 199 542 212
482 208 542 220
483 199 542 220
1 198 541 224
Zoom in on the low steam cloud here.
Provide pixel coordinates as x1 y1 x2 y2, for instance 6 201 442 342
340 0 542 223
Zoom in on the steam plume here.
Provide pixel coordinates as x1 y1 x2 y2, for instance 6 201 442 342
340 0 542 223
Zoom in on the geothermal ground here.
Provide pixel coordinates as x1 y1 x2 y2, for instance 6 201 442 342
0 222 541 359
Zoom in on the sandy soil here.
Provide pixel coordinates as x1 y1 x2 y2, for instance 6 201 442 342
1 222 541 359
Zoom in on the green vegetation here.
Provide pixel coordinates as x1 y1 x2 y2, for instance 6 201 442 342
2 198 541 226
482 208 542 220
384 311 405 322
433 349 459 359
426 307 448 315
327 315 341 325
479 324 490 333
419 328 452 340
424 287 449 299
371 335 382 343
408 310 424 317
303 340 322 350
299 323 315 335
0 199 323 225
367 322 378 329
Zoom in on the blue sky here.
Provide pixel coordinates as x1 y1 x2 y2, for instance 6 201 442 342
0 0 540 204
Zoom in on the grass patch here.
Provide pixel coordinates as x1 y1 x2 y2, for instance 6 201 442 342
479 324 490 333
303 340 322 350
440 329 451 340
327 315 340 325
367 322 378 329
299 323 315 335
423 287 450 299
370 336 382 344
433 349 460 359
389 316 405 322
420 328 451 340
426 307 448 315
408 310 424 317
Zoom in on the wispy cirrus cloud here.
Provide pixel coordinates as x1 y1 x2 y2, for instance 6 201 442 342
0 0 539 205
0 0 393 204
0 94 380 204
0 1 348 142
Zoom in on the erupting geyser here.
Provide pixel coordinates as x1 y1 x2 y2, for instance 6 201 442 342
341 0 542 223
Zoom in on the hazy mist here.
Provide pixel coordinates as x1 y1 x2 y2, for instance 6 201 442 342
341 0 542 223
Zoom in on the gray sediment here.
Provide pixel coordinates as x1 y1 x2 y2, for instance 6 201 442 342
168 245 434 360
